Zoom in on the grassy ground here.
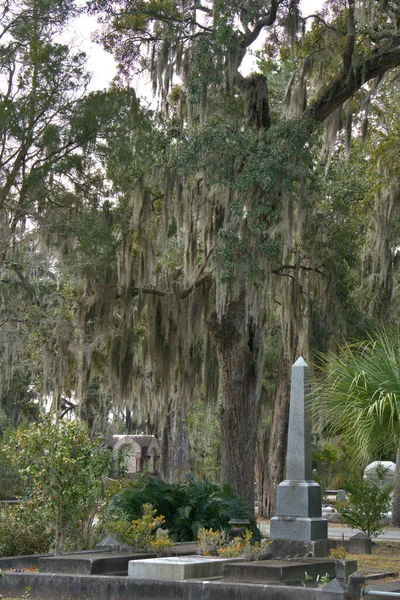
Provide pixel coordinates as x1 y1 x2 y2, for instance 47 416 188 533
2 541 400 599
351 540 400 575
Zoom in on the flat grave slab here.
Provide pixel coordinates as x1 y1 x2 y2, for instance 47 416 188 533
39 552 149 575
223 559 337 584
128 555 240 580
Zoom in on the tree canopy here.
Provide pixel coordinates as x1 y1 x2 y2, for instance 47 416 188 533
2 0 400 515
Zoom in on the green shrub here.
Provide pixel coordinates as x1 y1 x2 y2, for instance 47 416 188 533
0 501 54 557
106 474 258 542
4 417 111 554
339 466 392 537
106 502 173 554
0 450 22 500
197 528 263 558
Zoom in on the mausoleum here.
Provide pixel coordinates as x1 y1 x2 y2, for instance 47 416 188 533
107 434 161 476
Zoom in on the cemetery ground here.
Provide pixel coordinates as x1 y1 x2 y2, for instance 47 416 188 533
352 540 400 574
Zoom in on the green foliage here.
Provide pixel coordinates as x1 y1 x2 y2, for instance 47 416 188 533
106 502 173 553
106 474 257 542
312 442 340 493
310 147 369 272
339 466 392 538
197 527 262 558
312 328 400 463
0 0 90 214
217 529 262 559
0 500 54 557
0 432 23 500
196 527 228 555
175 118 312 198
301 571 331 587
5 417 111 554
0 370 39 430
329 546 348 559
174 117 312 285
312 439 360 493
72 88 163 194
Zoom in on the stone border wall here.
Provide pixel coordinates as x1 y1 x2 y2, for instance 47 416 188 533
0 572 347 600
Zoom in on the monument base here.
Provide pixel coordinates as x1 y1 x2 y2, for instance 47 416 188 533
266 537 337 559
270 516 328 541
275 480 323 517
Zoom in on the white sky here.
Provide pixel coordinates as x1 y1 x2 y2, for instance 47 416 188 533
65 0 324 95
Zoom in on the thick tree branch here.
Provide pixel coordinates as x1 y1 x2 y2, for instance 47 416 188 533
306 33 400 122
240 0 280 49
272 264 326 277
129 273 214 300
179 273 214 299
9 264 40 306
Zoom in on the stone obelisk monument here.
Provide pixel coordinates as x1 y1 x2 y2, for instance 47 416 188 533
270 357 328 541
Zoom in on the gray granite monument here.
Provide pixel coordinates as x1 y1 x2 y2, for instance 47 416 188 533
270 357 328 541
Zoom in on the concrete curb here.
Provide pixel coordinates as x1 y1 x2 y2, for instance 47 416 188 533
0 571 349 600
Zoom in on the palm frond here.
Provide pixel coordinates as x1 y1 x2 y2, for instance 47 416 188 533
312 328 400 463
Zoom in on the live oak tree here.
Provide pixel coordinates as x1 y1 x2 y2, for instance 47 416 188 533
3 0 400 514
87 0 400 510
0 0 90 271
0 0 153 421
0 0 91 410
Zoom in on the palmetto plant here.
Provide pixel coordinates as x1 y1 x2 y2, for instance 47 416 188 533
312 329 400 525
106 474 258 542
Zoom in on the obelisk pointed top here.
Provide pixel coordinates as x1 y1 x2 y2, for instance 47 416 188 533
293 356 308 367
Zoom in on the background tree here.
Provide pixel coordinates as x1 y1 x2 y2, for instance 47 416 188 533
0 0 93 413
0 0 160 432
340 466 393 538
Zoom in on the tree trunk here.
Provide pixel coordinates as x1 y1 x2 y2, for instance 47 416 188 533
259 354 291 517
160 417 170 480
160 402 191 481
54 524 65 556
255 386 272 517
208 297 263 508
391 447 400 526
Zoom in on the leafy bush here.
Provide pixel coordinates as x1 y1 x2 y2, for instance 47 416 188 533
4 417 111 554
312 438 361 494
329 546 348 559
0 501 54 557
197 528 228 555
106 503 173 553
106 474 258 542
197 528 262 558
217 530 262 559
0 438 22 500
339 466 392 537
